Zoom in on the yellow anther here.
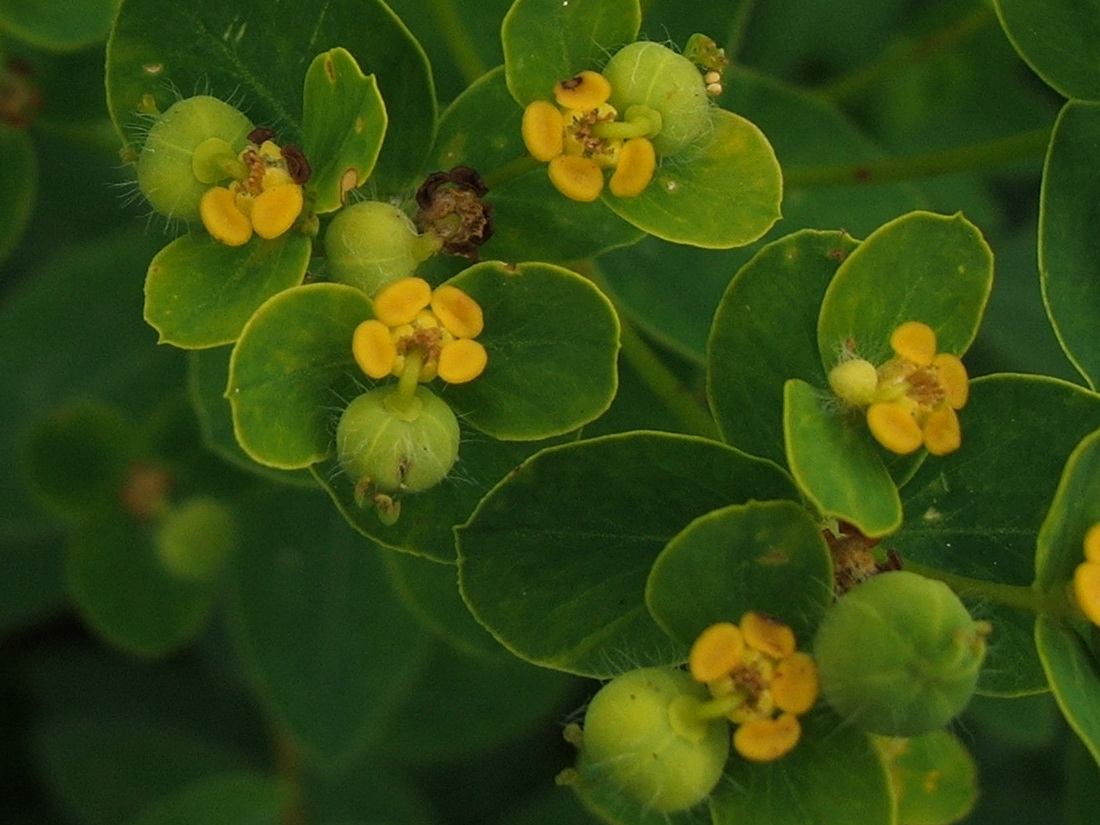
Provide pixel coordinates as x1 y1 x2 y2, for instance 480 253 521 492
933 352 969 409
553 70 612 110
352 319 397 379
922 405 961 456
1074 561 1100 625
1084 523 1100 563
438 339 488 384
890 321 937 367
251 184 303 239
689 622 745 683
521 100 565 162
733 713 801 762
200 186 252 246
771 652 819 715
609 137 656 197
867 400 923 455
374 277 432 327
548 155 604 202
432 284 484 338
741 612 796 659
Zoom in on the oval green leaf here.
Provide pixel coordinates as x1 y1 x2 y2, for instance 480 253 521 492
457 431 798 677
875 731 978 825
301 48 387 214
1039 100 1100 389
784 378 902 537
0 126 36 265
604 109 783 249
818 211 993 368
228 283 372 469
144 231 312 349
444 261 619 440
502 0 641 105
995 0 1100 100
0 0 117 50
708 230 859 466
123 772 285 825
1035 427 1100 589
1036 614 1100 768
647 500 833 647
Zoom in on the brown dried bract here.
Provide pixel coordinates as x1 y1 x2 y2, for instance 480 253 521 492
414 166 493 261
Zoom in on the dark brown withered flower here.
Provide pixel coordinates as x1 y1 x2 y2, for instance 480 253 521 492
414 166 493 261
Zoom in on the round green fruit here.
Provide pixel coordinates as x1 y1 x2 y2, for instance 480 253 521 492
154 497 237 582
579 667 729 813
325 201 439 295
602 42 711 156
813 571 987 737
336 386 460 494
136 95 253 221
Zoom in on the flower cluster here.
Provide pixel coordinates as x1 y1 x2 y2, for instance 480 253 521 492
352 277 487 385
689 612 819 762
521 70 659 202
828 321 970 456
1074 523 1100 626
199 129 311 247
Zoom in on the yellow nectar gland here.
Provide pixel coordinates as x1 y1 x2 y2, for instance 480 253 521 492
521 71 657 202
688 612 819 762
352 277 488 385
1074 522 1100 626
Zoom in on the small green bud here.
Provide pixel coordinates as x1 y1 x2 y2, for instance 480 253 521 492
336 386 460 496
828 358 879 406
813 571 988 737
136 96 253 221
154 496 237 582
602 42 711 156
325 201 440 295
578 667 729 813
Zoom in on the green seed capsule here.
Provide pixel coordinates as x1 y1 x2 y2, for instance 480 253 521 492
602 42 711 156
325 201 441 295
136 95 253 221
578 667 729 813
336 386 460 495
813 571 987 737
154 497 237 582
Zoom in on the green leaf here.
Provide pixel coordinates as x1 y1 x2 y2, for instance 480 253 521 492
897 374 1100 695
995 0 1100 100
709 709 893 825
301 48 387 214
144 231 312 349
502 0 641 105
1036 615 1100 768
430 66 644 263
708 230 859 466
228 283 372 469
457 431 798 677
1040 100 1100 389
0 0 118 50
784 378 902 537
875 731 978 825
444 261 619 440
106 0 434 192
0 126 36 265
1036 427 1100 589
818 211 994 367
604 109 783 249
124 773 284 825
228 486 426 766
647 500 832 647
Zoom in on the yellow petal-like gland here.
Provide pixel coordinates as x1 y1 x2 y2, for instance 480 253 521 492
689 622 745 683
922 405 962 456
251 184 303 239
1074 561 1100 625
933 352 969 409
771 652 819 715
828 358 879 407
351 319 397 379
609 137 656 197
521 100 565 162
432 284 484 338
1084 523 1100 563
553 70 612 110
548 155 604 202
262 166 295 189
740 612 796 660
733 713 801 762
867 400 923 455
374 277 432 326
438 339 488 384
891 321 937 367
200 186 252 246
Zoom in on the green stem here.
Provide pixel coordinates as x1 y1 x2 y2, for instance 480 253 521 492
593 118 656 140
783 126 1051 187
426 0 488 85
482 155 542 190
817 3 997 103
391 351 425 413
723 0 758 63
903 560 1075 621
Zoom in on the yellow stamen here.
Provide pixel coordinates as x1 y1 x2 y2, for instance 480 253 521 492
689 622 745 683
438 339 488 384
1084 523 1100 563
771 652 819 715
553 70 612 110
374 277 432 327
733 713 801 762
891 321 937 367
933 353 969 409
609 137 656 197
547 155 604 202
867 400 923 455
251 184 303 240
432 284 484 338
352 319 397 379
922 405 961 456
1074 561 1100 625
200 186 252 246
521 100 564 162
741 612 795 659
